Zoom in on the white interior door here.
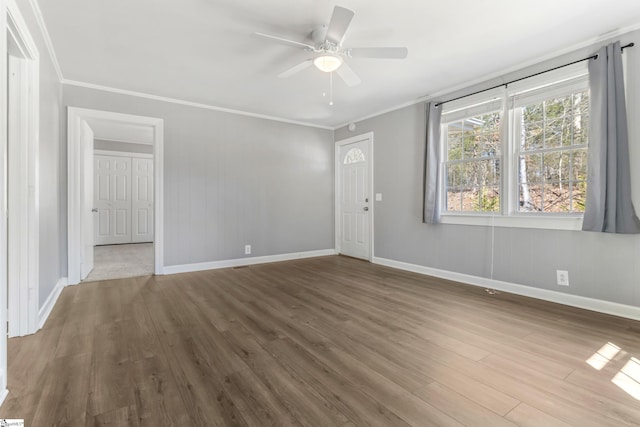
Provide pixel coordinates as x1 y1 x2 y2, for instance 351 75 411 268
132 157 154 243
95 154 132 245
80 122 95 279
339 139 371 260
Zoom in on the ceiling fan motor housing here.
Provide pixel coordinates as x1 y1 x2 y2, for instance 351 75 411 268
311 26 328 45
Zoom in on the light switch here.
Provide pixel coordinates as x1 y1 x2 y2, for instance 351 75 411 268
375 193 382 201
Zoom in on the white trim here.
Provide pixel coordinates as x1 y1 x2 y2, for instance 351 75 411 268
63 80 334 131
7 0 40 337
7 0 38 60
335 132 375 261
162 249 337 275
440 214 583 231
334 96 429 130
94 149 153 159
0 0 8 398
27 0 63 81
373 257 640 322
38 277 67 330
68 108 164 285
0 388 8 408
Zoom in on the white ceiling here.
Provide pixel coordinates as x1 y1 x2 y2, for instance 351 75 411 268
39 0 640 128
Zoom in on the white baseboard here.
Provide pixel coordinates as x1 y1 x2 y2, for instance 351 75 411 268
162 249 338 275
0 388 8 407
373 257 640 322
38 277 68 330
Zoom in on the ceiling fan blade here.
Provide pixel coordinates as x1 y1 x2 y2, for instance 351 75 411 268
335 61 361 87
278 59 313 78
325 6 354 46
348 47 408 59
252 32 315 50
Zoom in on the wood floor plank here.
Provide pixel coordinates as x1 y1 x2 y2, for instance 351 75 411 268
129 356 192 426
505 403 573 427
30 353 92 427
2 255 640 426
88 405 140 427
238 351 351 427
412 382 518 427
265 337 412 427
221 368 301 427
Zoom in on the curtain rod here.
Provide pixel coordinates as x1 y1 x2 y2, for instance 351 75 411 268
434 42 634 108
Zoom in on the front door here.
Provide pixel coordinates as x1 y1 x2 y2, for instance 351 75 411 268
339 138 371 260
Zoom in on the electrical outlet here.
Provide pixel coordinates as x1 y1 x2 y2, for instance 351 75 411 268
244 245 251 255
556 270 569 286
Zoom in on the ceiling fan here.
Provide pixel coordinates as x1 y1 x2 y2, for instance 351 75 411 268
253 5 408 87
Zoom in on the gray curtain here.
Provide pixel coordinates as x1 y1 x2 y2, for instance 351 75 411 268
582 41 640 233
423 102 442 224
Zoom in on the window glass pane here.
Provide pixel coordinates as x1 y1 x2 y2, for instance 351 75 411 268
447 128 463 160
462 129 477 158
444 111 501 213
543 152 571 182
573 114 589 145
520 153 542 184
571 149 588 182
447 187 462 211
545 117 570 148
447 164 462 187
542 181 572 212
517 87 588 213
570 181 587 213
520 183 541 212
523 120 544 151
344 148 365 164
480 186 500 212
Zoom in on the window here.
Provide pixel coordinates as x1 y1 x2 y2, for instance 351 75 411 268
515 89 589 213
440 67 589 226
344 147 365 164
445 112 502 212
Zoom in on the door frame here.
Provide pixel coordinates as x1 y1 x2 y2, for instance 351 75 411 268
67 107 164 284
7 0 40 337
334 132 374 261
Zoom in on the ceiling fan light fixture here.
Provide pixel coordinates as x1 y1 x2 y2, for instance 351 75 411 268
313 55 342 72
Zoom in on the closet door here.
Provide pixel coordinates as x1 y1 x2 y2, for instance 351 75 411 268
131 157 154 243
95 155 132 245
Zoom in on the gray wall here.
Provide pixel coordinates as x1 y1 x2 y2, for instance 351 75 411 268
94 139 153 154
63 86 335 267
15 2 65 308
336 31 640 308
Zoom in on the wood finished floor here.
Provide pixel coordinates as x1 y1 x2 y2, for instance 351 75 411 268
2 255 640 426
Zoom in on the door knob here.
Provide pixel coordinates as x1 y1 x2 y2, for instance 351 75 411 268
91 208 98 212
363 207 369 211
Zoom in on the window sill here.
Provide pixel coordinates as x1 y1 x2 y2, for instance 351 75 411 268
439 213 583 231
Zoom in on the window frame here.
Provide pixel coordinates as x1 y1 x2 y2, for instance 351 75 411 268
438 64 589 230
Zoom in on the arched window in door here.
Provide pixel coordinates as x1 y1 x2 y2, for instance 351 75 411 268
344 147 365 164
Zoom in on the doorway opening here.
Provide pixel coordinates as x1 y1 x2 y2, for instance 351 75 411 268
67 108 164 285
335 132 374 261
85 146 155 282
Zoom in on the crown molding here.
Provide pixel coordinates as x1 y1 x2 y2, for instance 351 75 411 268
28 0 63 81
63 79 334 130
